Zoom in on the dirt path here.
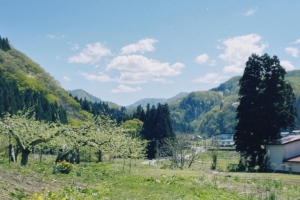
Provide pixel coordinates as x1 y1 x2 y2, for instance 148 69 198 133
141 147 206 165
0 166 57 199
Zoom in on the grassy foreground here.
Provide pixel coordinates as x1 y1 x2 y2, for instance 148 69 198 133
0 152 300 200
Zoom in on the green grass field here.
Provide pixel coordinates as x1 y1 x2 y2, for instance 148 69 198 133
0 151 299 200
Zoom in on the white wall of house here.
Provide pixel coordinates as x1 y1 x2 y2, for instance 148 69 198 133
266 139 300 172
266 145 285 171
288 162 300 173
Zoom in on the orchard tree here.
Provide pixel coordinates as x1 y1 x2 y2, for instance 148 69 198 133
59 113 146 164
127 137 147 173
121 118 143 138
234 54 297 171
0 112 65 166
160 134 194 169
58 114 119 163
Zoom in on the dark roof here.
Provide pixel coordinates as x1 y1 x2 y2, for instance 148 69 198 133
266 135 300 145
284 155 300 163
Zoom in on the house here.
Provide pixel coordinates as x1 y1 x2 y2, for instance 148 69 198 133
291 130 300 135
280 130 300 137
196 135 203 140
265 135 300 173
212 133 234 147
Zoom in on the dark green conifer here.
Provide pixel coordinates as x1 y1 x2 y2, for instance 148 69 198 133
235 54 297 171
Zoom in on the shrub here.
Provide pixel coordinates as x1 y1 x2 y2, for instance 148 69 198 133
53 160 75 174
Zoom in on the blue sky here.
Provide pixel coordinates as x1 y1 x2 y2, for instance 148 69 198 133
1 1 299 106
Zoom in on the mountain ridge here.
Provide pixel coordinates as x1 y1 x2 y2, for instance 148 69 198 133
68 89 120 109
125 92 189 109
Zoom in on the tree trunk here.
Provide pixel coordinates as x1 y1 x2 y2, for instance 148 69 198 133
129 157 132 173
55 149 65 164
123 157 125 172
39 149 43 163
180 150 184 169
188 152 196 168
21 148 31 166
14 146 20 162
76 148 80 164
97 149 102 162
8 144 16 163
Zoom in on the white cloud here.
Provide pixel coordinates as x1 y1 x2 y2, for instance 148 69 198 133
63 76 71 82
195 54 209 65
193 73 229 84
285 47 299 57
293 39 300 44
281 60 295 71
78 72 112 82
153 78 173 84
195 54 216 66
209 60 216 66
68 42 111 64
244 8 257 16
222 65 244 74
216 45 223 50
106 55 184 84
120 38 157 54
219 34 268 74
71 44 79 51
110 85 142 93
46 34 55 39
46 34 66 39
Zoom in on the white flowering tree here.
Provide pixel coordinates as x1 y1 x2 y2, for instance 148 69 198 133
57 113 147 165
0 111 147 168
0 112 65 166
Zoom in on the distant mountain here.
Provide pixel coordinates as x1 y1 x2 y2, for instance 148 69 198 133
68 89 120 109
126 92 189 110
68 89 102 103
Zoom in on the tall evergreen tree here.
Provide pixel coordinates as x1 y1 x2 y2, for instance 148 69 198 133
132 105 145 122
0 36 11 51
140 103 174 158
234 54 297 171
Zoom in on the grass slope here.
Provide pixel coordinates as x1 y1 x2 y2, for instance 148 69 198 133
1 151 300 199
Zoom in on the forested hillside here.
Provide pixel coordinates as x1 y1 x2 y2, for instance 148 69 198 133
169 72 300 136
0 67 67 123
0 36 90 124
169 91 223 133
